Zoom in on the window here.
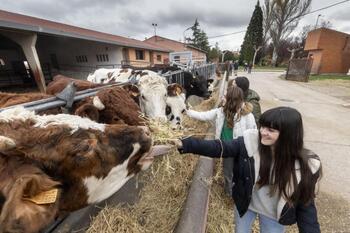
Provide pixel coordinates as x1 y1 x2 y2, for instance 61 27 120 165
156 54 162 62
96 54 109 62
174 55 180 62
135 50 144 60
76 55 88 63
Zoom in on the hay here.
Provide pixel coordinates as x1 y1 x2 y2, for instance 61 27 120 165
87 86 221 233
87 149 198 233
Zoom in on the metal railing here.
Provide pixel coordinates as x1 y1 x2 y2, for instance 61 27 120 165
0 80 135 113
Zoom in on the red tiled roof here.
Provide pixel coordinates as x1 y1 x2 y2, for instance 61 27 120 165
144 35 207 53
0 10 170 52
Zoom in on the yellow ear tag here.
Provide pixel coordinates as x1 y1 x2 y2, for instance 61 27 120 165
23 188 58 205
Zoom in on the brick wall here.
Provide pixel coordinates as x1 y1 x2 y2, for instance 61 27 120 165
305 28 350 74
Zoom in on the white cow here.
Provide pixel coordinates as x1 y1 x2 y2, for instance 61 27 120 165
87 68 133 84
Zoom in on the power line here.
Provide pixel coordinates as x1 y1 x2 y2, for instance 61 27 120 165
207 0 350 40
208 30 246 39
302 0 350 16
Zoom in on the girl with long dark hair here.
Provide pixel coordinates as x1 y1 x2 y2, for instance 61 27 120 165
176 106 322 233
185 85 256 196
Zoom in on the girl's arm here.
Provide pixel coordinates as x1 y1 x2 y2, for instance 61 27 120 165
186 108 218 122
179 137 242 158
296 170 321 233
246 113 257 130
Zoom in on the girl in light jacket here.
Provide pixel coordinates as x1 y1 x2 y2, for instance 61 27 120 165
186 85 256 195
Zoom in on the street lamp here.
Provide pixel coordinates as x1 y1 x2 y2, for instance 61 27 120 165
183 26 192 43
315 14 322 29
152 23 158 36
221 50 229 63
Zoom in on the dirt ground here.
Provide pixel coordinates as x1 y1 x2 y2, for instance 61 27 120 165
299 79 350 103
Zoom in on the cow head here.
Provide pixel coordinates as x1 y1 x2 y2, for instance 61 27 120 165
137 71 168 121
74 88 144 126
184 71 210 99
0 107 157 212
0 156 60 233
166 84 187 129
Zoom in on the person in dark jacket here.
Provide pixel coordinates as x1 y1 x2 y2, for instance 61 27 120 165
175 107 322 233
229 76 261 126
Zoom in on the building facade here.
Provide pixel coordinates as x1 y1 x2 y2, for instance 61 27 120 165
304 28 350 74
144 36 207 63
0 10 169 92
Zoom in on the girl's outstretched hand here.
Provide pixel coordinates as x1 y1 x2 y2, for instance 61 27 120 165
149 145 173 157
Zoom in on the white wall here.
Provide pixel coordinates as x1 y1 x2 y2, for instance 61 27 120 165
36 36 124 79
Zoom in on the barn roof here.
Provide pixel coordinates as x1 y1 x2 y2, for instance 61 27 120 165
0 10 170 52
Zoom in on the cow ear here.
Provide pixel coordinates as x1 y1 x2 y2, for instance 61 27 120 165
93 96 105 110
74 104 100 122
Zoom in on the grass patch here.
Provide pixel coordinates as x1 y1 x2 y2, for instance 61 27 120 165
253 66 287 71
309 75 350 81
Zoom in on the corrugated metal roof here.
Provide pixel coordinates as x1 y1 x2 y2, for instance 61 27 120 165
0 10 170 52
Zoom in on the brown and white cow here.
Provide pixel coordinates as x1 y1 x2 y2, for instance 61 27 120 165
0 77 144 126
74 87 144 125
166 83 187 129
0 107 170 231
0 92 52 108
88 69 187 124
46 74 103 95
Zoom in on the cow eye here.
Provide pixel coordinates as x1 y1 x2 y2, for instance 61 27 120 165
166 105 171 115
181 109 186 114
141 94 146 100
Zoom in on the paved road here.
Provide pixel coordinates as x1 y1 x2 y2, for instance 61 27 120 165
236 71 350 202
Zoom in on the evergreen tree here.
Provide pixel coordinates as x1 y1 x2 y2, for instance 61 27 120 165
188 19 210 53
239 1 263 64
208 42 221 61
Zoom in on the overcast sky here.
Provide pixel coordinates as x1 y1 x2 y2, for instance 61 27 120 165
1 0 350 51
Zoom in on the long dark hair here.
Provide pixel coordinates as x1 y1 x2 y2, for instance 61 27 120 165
257 107 321 205
223 86 244 128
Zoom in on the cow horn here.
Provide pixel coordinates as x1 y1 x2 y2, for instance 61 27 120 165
0 136 16 150
93 96 105 110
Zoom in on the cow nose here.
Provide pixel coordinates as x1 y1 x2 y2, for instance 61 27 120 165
155 116 167 123
204 92 211 99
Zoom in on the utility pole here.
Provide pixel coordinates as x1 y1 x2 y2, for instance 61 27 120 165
221 50 229 63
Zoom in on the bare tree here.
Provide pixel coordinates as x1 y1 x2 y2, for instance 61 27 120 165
262 0 275 45
287 46 303 60
252 45 263 68
265 0 312 66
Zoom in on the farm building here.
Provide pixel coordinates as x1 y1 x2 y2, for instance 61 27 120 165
144 35 207 65
304 28 350 75
0 10 170 92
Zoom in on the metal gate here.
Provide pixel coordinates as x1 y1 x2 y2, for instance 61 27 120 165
286 58 313 82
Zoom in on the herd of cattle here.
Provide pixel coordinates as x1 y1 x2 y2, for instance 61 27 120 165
0 66 213 233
